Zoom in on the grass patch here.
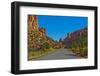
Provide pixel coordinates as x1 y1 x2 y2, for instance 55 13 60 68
28 48 57 60
69 47 88 58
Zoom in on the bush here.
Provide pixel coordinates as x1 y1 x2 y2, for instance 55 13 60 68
80 47 87 57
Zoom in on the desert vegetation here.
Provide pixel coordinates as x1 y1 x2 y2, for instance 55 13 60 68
62 27 88 57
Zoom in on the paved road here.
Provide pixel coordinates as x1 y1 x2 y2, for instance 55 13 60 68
37 48 80 60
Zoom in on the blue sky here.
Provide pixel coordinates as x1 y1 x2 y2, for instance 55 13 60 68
37 15 88 41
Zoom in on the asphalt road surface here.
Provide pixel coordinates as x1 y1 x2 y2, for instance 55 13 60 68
37 48 80 60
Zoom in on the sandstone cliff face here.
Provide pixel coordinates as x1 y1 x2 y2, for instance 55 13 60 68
28 15 46 49
62 27 87 47
28 15 57 50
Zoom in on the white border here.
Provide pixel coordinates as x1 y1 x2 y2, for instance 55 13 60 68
20 6 95 70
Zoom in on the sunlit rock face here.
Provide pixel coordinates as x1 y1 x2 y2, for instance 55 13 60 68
28 15 55 50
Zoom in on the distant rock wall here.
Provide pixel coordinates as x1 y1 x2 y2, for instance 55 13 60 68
62 27 87 48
